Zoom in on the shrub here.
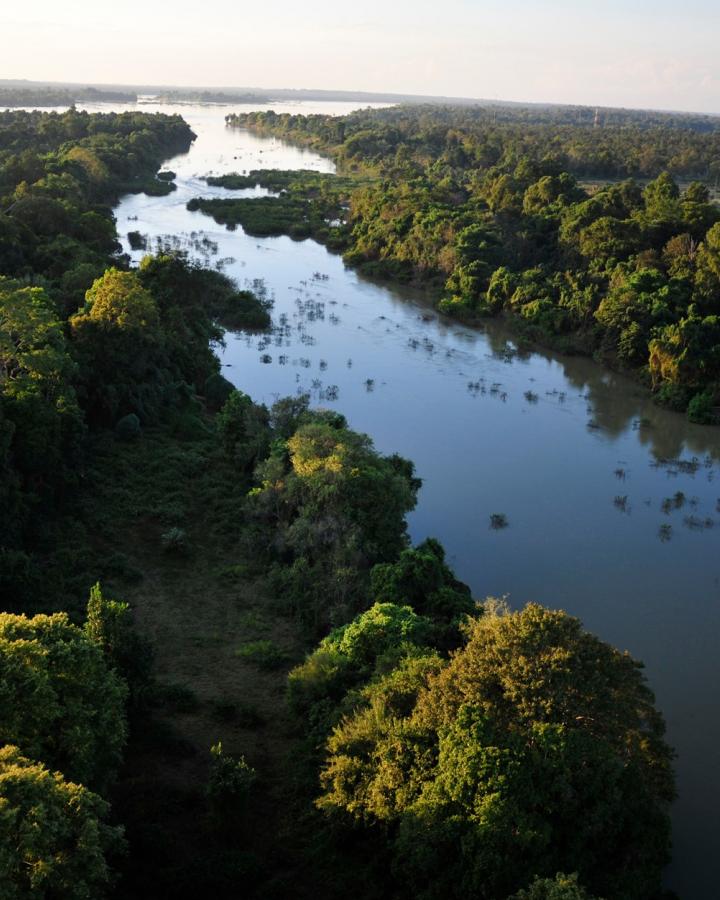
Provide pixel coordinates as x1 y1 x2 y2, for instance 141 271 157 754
161 526 190 556
687 390 716 424
115 413 141 441
236 639 290 670
207 742 256 824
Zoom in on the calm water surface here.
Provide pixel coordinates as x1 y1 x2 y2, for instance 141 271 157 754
95 100 720 898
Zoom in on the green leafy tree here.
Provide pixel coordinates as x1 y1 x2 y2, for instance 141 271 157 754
0 612 127 790
0 744 125 899
507 873 600 900
85 583 153 704
217 389 270 468
318 602 674 900
288 602 432 726
694 221 720 313
0 278 82 487
370 538 474 627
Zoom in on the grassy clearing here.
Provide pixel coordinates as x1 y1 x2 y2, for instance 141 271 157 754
58 424 312 897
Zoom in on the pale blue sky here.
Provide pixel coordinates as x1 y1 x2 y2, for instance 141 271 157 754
2 0 719 112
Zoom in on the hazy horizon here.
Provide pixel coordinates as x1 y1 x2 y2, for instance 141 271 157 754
2 0 719 115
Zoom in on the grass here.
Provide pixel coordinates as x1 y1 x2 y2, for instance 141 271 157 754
54 423 312 897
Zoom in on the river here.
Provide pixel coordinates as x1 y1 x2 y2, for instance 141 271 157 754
81 99 719 898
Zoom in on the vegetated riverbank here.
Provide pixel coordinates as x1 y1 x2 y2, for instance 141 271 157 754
223 106 720 424
1 106 680 900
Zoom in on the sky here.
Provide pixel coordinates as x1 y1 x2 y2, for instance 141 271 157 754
2 0 719 113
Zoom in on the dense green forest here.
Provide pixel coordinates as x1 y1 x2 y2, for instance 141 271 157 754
0 107 677 899
215 105 720 421
0 86 138 107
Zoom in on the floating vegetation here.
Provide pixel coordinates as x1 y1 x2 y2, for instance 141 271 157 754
490 513 509 530
661 492 686 514
127 230 147 250
683 515 715 531
319 360 328 371
365 378 375 392
658 524 673 542
260 354 272 364
613 495 629 512
614 468 626 480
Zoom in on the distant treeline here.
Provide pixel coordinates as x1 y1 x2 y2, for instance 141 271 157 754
0 86 138 107
147 90 269 105
228 104 720 178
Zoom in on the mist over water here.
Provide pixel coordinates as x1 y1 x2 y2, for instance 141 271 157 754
101 99 720 899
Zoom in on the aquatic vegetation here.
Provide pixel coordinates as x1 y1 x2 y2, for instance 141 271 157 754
490 512 509 529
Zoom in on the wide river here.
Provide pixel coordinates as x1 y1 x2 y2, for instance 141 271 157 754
82 99 718 897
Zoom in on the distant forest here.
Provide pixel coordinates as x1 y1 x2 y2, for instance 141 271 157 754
0 85 137 107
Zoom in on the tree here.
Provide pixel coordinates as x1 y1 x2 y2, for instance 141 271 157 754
74 268 159 332
318 602 674 900
217 389 270 468
507 873 600 900
85 583 153 705
694 221 720 312
370 538 474 627
642 172 681 223
0 612 127 791
0 744 124 899
206 742 256 827
0 278 82 484
69 269 165 424
288 602 433 727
